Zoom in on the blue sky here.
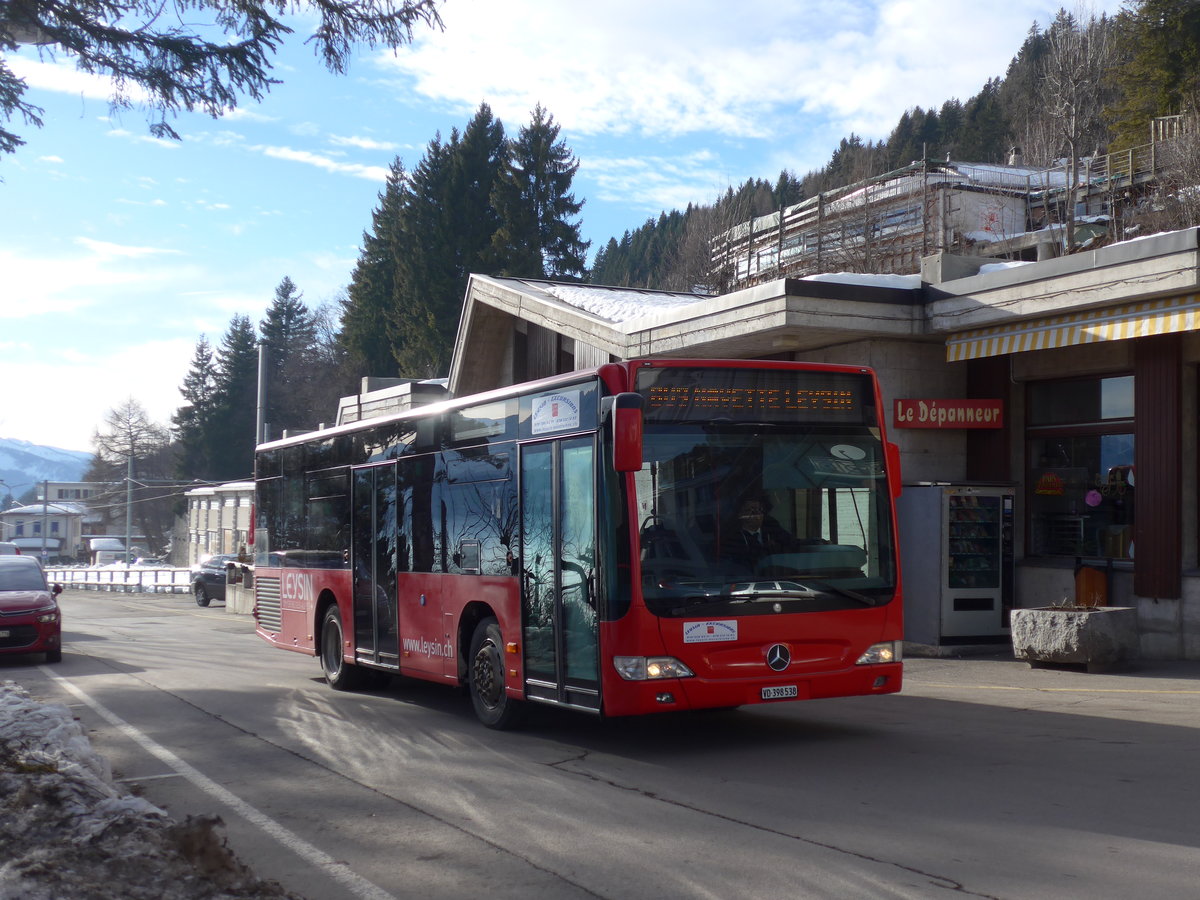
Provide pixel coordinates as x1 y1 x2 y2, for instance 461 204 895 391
1 0 1124 453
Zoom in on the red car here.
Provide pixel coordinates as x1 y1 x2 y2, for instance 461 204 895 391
0 556 63 663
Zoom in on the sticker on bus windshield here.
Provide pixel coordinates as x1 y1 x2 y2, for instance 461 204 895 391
683 620 738 643
531 391 582 434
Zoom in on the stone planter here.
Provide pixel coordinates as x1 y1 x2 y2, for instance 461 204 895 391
1011 606 1138 672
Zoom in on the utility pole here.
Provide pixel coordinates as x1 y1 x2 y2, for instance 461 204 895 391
41 480 48 564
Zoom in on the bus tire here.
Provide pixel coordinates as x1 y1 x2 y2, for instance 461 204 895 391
320 606 365 691
469 617 523 729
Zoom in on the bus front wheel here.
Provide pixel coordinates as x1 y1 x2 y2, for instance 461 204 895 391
469 617 523 729
321 606 365 691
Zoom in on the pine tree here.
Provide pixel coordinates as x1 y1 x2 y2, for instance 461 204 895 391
341 159 407 378
1110 0 1200 148
260 276 320 433
173 336 218 479
210 315 259 477
389 131 459 377
956 79 1009 162
449 103 508 278
938 100 965 158
491 104 589 280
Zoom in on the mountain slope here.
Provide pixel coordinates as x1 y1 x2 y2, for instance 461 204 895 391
0 438 93 499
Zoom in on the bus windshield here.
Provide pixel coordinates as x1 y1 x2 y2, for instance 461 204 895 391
634 424 896 616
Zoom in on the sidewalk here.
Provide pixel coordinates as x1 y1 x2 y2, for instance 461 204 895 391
901 653 1200 728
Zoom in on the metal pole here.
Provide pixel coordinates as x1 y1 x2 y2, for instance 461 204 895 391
257 343 269 446
125 453 133 567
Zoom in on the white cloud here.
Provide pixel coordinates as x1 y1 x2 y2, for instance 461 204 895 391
116 197 169 207
584 150 729 214
8 55 149 103
0 239 190 317
250 144 389 180
222 108 278 124
105 128 181 149
329 134 400 151
380 0 1125 151
5 338 196 451
73 237 182 259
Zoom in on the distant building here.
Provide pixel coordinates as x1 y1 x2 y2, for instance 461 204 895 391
184 482 254 565
37 481 112 503
0 502 88 564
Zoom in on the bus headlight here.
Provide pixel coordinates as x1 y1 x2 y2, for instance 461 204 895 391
613 656 694 681
856 642 902 665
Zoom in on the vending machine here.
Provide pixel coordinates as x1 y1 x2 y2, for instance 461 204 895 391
896 483 1015 647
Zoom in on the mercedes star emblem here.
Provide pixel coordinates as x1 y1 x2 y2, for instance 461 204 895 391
766 644 791 671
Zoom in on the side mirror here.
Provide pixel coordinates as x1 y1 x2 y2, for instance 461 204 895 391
886 441 903 498
608 392 644 473
52 584 63 596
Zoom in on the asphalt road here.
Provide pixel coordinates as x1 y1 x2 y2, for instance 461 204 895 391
5 589 1200 900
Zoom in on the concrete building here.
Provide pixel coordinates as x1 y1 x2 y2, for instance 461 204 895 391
0 502 88 564
184 481 254 565
432 226 1200 659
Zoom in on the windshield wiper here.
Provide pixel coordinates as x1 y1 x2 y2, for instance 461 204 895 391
666 590 733 614
798 580 877 606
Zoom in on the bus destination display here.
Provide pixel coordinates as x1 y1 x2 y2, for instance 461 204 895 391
638 368 872 424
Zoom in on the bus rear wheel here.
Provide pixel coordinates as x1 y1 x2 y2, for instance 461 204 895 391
469 617 523 729
321 606 367 691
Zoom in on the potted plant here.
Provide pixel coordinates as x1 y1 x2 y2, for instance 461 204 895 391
1010 560 1138 672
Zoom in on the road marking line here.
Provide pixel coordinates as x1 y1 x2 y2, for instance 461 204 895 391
911 681 1200 695
45 670 398 900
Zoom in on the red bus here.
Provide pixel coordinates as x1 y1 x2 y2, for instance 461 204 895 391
252 359 903 727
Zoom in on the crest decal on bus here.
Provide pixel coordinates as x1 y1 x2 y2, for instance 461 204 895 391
531 391 581 434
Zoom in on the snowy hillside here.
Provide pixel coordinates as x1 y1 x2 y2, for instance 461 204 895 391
0 437 93 497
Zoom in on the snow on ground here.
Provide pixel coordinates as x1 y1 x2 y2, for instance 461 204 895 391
0 681 301 899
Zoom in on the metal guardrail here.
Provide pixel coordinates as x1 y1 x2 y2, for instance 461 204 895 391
47 566 192 593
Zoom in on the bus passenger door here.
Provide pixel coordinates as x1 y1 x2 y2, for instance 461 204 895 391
520 438 600 711
351 464 399 668
397 455 444 677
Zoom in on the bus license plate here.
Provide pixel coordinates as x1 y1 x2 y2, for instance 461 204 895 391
761 685 798 700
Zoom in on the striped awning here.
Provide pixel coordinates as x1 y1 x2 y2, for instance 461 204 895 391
946 295 1200 362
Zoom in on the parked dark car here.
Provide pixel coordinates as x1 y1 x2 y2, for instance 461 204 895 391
191 554 237 607
0 556 63 663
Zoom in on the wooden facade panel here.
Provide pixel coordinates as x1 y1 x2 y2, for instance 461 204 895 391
1134 335 1182 599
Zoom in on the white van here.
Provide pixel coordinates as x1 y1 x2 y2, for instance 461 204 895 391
94 550 131 566
0 541 19 555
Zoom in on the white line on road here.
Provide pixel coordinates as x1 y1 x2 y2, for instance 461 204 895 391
45 669 398 900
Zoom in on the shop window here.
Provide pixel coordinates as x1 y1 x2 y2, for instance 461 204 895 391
1027 376 1134 559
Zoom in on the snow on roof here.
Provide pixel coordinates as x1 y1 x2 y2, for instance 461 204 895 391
541 284 711 324
1 502 89 516
801 272 922 289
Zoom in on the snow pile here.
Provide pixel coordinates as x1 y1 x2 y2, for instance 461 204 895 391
0 681 300 899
